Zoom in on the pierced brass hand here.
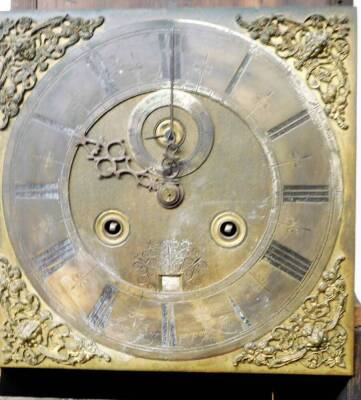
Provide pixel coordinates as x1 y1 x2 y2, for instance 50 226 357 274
77 134 184 208
76 135 159 192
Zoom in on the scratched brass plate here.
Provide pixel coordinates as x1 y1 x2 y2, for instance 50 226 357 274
0 8 356 375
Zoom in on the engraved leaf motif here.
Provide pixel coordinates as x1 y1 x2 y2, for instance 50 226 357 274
133 240 208 290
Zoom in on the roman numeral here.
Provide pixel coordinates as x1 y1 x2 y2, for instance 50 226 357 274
159 30 181 80
267 110 310 141
264 241 311 281
33 238 75 278
283 185 329 203
86 50 117 96
87 284 118 330
33 114 75 136
161 303 177 347
228 297 251 327
224 52 252 96
15 183 59 200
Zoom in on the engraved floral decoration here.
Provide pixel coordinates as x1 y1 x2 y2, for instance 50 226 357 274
0 15 104 130
77 135 160 192
234 257 347 369
0 256 110 366
134 240 208 290
237 14 351 129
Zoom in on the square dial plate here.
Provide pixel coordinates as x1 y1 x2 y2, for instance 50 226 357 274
0 7 356 375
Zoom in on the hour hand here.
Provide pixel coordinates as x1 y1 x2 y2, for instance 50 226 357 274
144 134 166 140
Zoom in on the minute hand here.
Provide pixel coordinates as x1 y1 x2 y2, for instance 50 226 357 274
170 27 175 137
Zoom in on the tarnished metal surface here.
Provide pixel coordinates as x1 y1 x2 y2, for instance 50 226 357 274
0 7 356 374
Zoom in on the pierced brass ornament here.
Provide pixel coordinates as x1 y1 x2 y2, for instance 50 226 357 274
233 257 347 369
236 14 351 129
0 15 104 130
0 256 110 366
77 135 160 191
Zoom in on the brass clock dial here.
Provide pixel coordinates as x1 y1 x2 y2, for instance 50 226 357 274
0 8 354 373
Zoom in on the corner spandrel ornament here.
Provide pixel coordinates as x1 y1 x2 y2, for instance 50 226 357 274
233 257 347 369
0 15 104 130
236 14 351 130
0 256 110 366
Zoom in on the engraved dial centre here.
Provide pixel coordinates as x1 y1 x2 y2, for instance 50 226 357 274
69 91 279 297
129 90 214 177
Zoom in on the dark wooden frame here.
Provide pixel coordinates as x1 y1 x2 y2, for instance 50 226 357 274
10 0 354 10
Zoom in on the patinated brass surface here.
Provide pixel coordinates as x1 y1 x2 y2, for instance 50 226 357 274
0 7 356 375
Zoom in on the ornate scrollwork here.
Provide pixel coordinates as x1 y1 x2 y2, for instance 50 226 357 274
237 14 351 129
0 15 104 130
233 257 347 369
77 135 160 192
0 256 110 366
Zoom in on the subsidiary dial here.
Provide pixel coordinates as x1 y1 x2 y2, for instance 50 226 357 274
128 89 214 177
